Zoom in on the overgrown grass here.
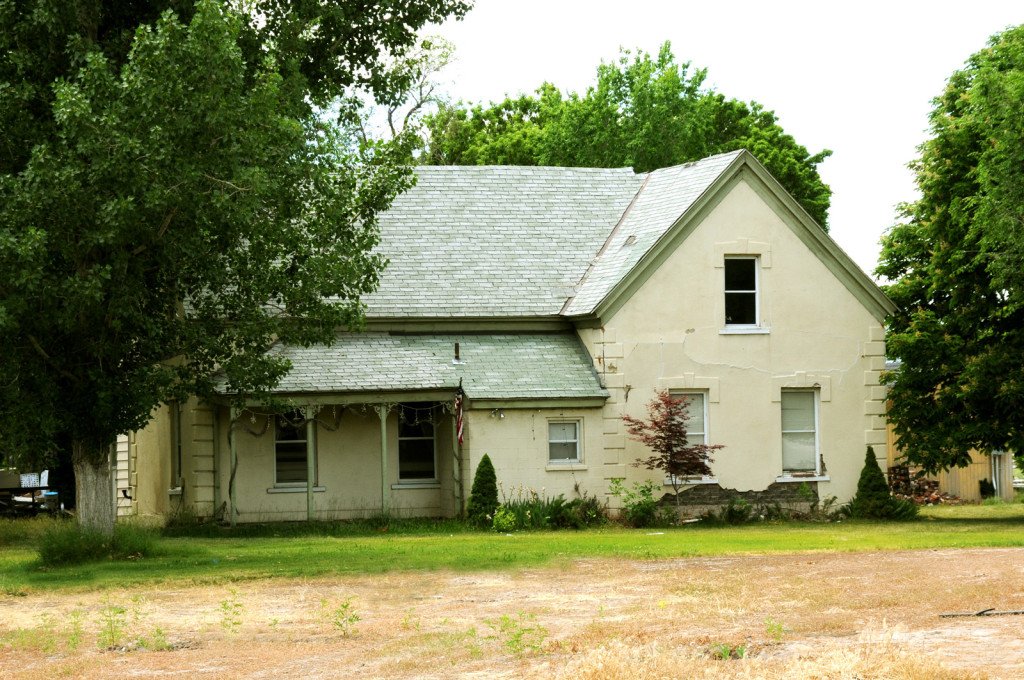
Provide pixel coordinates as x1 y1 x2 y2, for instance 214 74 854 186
2 504 1023 594
36 521 161 566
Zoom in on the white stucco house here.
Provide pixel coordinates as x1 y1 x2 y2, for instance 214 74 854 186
115 150 897 524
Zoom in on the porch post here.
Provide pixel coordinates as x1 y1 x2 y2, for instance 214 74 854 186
375 404 389 514
229 407 238 527
306 410 316 521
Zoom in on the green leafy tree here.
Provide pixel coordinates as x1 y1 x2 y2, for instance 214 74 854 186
465 454 499 526
0 0 470 534
420 42 832 226
846 447 917 520
878 25 1024 473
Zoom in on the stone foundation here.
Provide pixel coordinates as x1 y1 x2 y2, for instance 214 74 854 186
662 481 819 516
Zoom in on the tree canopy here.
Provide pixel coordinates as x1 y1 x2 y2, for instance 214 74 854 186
0 0 470 531
419 42 832 227
877 24 1024 473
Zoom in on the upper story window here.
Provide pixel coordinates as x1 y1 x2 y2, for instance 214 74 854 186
724 257 758 326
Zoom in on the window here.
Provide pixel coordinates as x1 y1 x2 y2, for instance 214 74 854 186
724 257 758 326
669 391 707 445
275 411 313 485
667 392 712 483
781 391 818 473
169 401 182 488
548 421 580 463
399 403 436 481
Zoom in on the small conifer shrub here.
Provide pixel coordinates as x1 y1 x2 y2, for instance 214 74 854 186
466 454 499 527
846 446 918 519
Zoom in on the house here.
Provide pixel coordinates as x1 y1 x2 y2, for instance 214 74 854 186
115 150 897 524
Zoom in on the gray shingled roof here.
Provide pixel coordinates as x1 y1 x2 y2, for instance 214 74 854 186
563 152 742 315
361 153 741 319
219 332 608 401
362 165 645 317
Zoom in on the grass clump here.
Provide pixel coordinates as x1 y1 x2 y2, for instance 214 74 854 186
37 521 160 566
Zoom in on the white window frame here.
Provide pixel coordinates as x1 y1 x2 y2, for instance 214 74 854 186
275 412 315 487
398 403 438 482
780 390 820 476
665 391 716 485
723 256 760 329
548 420 582 464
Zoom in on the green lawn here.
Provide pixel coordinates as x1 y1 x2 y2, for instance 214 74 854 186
3 504 1023 595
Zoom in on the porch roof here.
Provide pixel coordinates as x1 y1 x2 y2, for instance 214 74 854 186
219 332 608 402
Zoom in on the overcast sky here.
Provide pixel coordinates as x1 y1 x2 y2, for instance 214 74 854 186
429 1 1022 279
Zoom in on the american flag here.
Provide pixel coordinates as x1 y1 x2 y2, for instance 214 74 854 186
455 392 464 445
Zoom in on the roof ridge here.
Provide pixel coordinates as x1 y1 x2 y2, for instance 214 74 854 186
559 172 652 315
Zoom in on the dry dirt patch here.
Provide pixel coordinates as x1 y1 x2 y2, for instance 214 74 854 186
2 547 1022 679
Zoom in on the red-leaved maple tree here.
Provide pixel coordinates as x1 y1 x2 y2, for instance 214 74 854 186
623 389 724 514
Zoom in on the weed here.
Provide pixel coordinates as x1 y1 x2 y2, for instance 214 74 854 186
609 478 669 527
97 592 128 649
765 617 784 642
709 642 747 660
484 611 547 656
218 589 244 635
317 596 360 636
66 608 86 650
401 607 420 631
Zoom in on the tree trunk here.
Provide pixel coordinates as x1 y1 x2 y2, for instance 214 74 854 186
72 439 115 537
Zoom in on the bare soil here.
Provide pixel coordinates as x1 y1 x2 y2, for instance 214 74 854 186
3 547 1023 679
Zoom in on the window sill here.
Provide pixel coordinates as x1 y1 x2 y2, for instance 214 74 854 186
546 463 586 471
168 487 182 497
719 327 770 335
266 486 326 494
775 475 829 483
391 482 441 490
664 477 718 486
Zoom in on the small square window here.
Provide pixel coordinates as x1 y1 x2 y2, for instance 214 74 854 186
724 257 758 326
548 421 580 463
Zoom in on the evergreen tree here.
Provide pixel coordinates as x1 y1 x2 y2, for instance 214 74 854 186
465 454 498 526
847 447 917 519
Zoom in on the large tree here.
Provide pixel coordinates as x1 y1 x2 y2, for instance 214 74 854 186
0 0 470 533
877 24 1024 473
419 42 832 227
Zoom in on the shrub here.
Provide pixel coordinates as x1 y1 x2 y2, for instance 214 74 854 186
609 478 666 527
466 454 499 527
38 522 160 566
719 497 753 525
491 505 516 532
845 446 918 520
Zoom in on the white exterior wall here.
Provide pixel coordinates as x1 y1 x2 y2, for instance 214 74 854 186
579 178 888 506
460 406 606 505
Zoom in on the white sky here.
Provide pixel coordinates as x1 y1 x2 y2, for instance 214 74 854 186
430 1 1022 279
